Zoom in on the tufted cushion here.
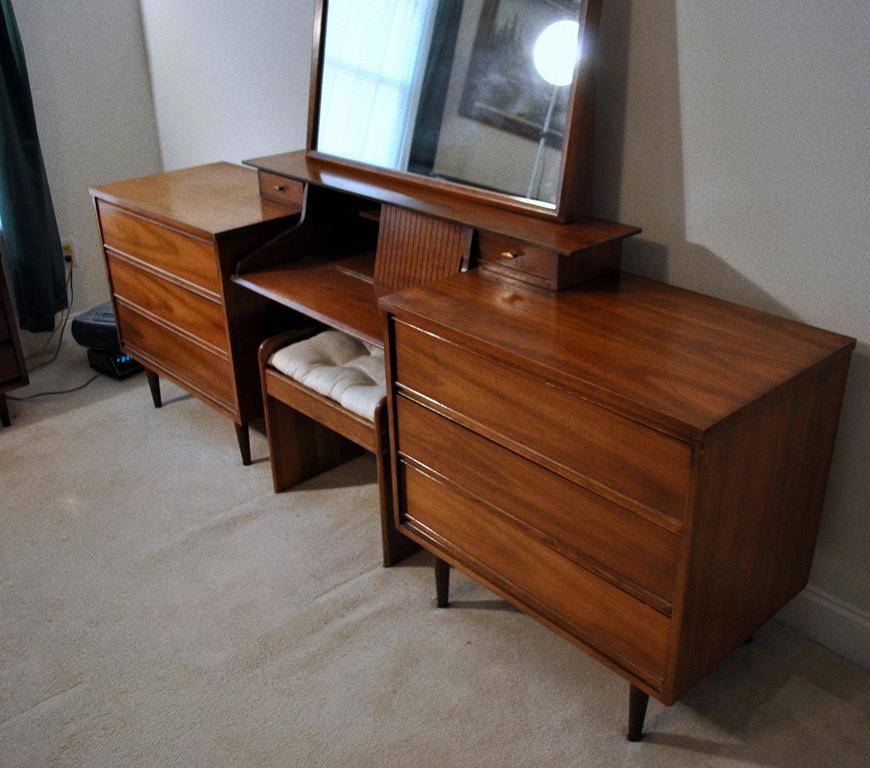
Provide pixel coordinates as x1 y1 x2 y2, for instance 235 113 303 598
268 330 385 421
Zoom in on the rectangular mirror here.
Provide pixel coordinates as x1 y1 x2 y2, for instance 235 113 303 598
308 0 601 221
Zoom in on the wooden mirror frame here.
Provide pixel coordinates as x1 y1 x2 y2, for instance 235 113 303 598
305 0 603 224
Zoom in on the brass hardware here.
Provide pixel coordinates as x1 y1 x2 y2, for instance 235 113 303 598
273 184 286 192
500 250 522 260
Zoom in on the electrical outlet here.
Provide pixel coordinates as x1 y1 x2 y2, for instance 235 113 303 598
62 240 75 266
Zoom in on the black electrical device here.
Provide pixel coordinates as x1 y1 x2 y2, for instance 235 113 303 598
86 349 143 380
72 302 143 380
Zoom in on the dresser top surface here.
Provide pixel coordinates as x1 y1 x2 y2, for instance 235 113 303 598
91 163 298 240
380 270 855 441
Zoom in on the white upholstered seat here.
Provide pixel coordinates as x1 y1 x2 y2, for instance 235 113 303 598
268 330 385 421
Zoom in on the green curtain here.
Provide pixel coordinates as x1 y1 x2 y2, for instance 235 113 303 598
0 0 66 332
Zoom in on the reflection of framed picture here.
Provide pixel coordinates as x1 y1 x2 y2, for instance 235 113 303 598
459 0 580 149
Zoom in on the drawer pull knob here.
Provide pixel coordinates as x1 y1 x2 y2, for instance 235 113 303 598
501 250 522 260
273 184 287 192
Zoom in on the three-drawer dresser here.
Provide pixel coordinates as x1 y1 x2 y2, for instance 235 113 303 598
380 268 854 731
91 163 301 462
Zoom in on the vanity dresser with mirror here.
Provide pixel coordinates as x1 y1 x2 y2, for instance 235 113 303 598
93 0 855 742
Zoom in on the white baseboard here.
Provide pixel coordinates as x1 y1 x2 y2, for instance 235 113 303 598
776 585 870 669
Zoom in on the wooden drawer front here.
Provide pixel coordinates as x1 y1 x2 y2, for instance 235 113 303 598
401 464 670 684
98 201 221 294
477 231 556 285
107 253 228 354
396 395 679 605
258 171 305 208
393 321 690 520
116 302 234 410
0 343 19 383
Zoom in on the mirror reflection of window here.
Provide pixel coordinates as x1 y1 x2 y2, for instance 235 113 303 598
318 0 437 170
315 0 585 210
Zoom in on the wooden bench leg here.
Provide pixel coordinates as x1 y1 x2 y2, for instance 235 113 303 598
146 369 162 409
374 402 419 567
434 557 450 608
264 394 361 493
0 393 10 427
627 684 649 742
235 423 251 466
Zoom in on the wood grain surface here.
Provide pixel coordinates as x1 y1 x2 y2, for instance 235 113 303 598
381 270 855 441
92 162 299 240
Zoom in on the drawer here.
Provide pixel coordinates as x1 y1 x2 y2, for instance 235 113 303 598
401 464 671 684
258 171 305 208
116 302 235 411
392 321 691 520
98 201 221 294
395 395 679 605
477 231 555 287
0 343 19 383
107 252 228 353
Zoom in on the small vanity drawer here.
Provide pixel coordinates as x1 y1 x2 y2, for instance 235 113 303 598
116 301 234 411
393 321 691 520
477 231 556 285
107 252 228 354
395 395 679 605
0 343 19 383
98 201 221 295
400 463 670 685
258 171 305 208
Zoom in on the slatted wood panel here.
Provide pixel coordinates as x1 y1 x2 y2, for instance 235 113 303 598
373 205 471 296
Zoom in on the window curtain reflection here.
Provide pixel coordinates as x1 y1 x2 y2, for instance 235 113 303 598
317 0 437 170
0 0 66 332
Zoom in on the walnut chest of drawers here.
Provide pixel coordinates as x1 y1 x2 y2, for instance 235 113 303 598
380 270 854 707
91 163 300 462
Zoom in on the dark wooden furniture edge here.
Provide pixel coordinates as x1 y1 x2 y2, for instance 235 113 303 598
0 246 30 426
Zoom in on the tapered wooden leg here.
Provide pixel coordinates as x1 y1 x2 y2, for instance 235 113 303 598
434 557 450 608
146 369 162 408
0 393 10 427
235 423 251 466
627 685 649 742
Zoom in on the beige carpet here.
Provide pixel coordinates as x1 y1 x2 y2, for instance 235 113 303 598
2 350 869 768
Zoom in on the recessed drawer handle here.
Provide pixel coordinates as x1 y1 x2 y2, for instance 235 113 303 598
500 250 523 260
273 184 287 192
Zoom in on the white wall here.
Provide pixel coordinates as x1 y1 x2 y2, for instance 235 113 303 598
14 0 162 325
138 0 870 666
593 0 870 666
139 0 314 171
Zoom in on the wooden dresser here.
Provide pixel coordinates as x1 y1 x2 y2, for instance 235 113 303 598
0 248 29 427
380 269 854 714
91 163 301 462
221 151 856 736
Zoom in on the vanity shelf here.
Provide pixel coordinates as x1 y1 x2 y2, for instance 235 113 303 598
233 252 382 347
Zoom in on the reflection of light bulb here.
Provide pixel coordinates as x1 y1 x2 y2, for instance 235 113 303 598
532 20 580 87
